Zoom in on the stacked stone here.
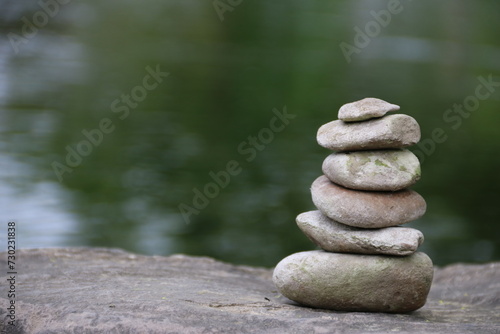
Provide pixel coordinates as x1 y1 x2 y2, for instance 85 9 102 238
273 98 433 313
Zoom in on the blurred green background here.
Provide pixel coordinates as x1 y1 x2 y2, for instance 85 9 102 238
0 0 499 267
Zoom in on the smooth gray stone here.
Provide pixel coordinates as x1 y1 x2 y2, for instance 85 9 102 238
296 210 424 256
317 114 421 152
273 251 434 313
311 175 426 228
338 97 400 122
322 149 421 191
1 248 499 333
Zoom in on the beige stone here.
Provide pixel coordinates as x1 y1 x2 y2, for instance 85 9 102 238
273 250 434 313
296 210 424 256
322 149 421 191
317 114 420 152
311 175 426 228
338 97 400 122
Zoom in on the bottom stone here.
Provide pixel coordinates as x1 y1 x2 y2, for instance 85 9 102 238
273 251 433 313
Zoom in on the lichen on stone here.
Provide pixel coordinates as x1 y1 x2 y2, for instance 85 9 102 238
374 159 390 168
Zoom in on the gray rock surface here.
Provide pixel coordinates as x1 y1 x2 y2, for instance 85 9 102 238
0 248 499 334
296 210 424 256
311 175 427 228
338 97 400 122
322 149 421 191
317 114 420 152
273 251 433 313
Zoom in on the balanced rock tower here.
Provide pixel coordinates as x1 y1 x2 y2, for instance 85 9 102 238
273 98 433 313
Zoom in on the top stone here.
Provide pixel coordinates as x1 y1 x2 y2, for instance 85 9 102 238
338 98 400 122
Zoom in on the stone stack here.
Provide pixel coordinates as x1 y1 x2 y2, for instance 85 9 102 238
273 98 433 313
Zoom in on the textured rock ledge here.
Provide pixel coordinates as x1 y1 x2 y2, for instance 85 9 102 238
0 248 499 334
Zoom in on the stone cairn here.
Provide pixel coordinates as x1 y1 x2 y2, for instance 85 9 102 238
273 98 433 313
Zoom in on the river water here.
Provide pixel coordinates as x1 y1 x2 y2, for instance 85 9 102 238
0 0 499 266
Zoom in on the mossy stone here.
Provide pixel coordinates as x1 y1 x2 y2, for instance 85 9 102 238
322 149 421 191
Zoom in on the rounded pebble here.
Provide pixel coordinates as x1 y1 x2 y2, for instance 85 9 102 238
338 97 400 122
273 250 434 313
311 175 426 228
317 114 420 152
296 210 424 256
322 149 421 191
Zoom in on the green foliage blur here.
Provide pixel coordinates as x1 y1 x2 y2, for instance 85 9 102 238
1 0 499 266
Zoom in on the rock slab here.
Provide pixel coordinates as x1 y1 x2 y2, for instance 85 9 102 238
338 97 400 122
317 114 421 152
311 175 427 228
0 248 499 334
322 149 421 191
273 251 433 313
296 210 424 256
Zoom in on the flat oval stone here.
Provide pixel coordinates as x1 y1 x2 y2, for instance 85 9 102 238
322 149 421 191
338 97 400 122
317 114 420 152
311 175 426 228
273 250 433 313
296 211 424 256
